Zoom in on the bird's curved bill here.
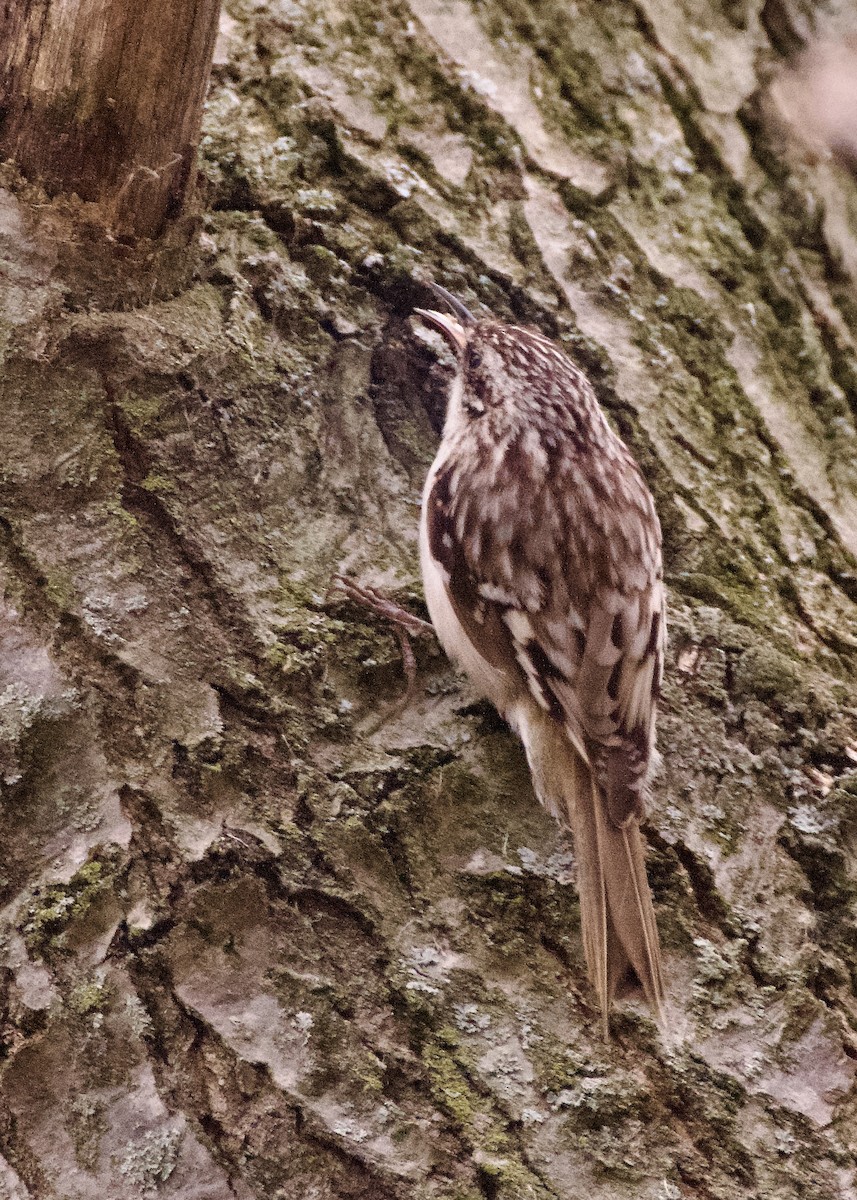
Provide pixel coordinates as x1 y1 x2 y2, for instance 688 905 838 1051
413 309 467 353
426 282 475 325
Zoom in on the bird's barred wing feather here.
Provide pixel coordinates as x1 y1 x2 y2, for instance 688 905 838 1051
425 448 664 828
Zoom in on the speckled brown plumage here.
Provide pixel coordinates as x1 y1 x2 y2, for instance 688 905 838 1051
416 288 665 1033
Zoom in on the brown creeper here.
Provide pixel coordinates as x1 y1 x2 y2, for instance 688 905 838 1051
415 284 665 1031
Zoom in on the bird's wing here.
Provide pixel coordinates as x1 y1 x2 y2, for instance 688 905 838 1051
424 448 666 1020
424 449 664 825
422 456 527 704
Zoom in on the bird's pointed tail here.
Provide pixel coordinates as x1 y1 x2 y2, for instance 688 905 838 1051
572 761 664 1034
515 709 664 1035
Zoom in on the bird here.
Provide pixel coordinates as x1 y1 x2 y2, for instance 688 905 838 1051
414 282 666 1034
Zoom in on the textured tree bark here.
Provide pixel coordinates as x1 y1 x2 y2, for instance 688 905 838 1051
3 1 857 1198
0 0 221 238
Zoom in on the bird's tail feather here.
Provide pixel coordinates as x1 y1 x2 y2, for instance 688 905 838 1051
515 709 664 1034
573 763 665 1031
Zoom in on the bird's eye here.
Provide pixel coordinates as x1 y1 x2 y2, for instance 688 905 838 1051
468 349 482 369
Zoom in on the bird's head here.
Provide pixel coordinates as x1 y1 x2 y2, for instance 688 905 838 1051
414 283 493 425
414 283 593 439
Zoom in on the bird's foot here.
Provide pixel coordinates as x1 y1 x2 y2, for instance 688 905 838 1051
331 574 434 705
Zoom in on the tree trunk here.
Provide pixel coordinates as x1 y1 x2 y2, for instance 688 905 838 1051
2 1 857 1198
0 0 221 238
